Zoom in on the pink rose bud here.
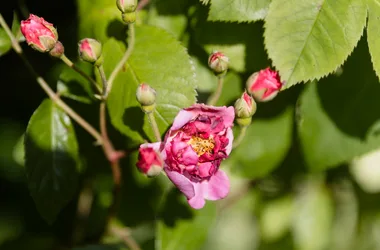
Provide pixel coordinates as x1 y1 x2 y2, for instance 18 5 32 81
49 41 64 58
234 92 256 119
136 83 156 109
208 51 229 75
122 12 136 24
246 68 282 102
21 14 58 53
116 0 137 13
78 38 102 64
136 146 163 177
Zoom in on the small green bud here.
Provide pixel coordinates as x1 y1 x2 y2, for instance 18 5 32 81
234 92 257 119
208 51 229 76
236 117 252 127
49 41 64 58
136 83 157 111
122 12 136 24
78 38 102 64
117 0 138 13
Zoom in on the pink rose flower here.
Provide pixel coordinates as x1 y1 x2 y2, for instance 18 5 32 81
246 67 282 102
140 104 234 209
21 14 58 52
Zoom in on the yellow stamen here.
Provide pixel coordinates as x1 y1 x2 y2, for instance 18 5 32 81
188 136 215 156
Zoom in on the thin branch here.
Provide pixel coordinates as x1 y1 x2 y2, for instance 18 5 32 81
207 76 225 106
0 14 103 144
97 65 108 96
147 112 161 142
60 54 102 94
106 23 136 98
232 126 247 149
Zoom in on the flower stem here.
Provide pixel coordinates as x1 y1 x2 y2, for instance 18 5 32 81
107 23 136 98
147 112 161 142
97 64 108 96
0 14 103 144
207 76 224 106
60 54 102 94
232 126 247 149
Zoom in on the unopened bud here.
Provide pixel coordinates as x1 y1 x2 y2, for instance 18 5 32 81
122 12 136 24
136 146 163 177
246 68 282 102
208 51 229 76
234 92 256 119
117 0 138 13
78 38 103 65
21 14 58 52
136 83 156 111
49 41 64 58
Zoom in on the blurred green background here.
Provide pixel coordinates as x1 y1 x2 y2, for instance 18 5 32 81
2 0 380 250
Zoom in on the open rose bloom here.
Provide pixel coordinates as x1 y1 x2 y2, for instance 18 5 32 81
139 104 234 209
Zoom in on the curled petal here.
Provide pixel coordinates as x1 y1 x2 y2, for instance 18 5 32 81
188 182 206 209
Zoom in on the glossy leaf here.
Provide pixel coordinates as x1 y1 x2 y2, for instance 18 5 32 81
57 61 96 104
297 39 380 171
0 28 12 57
25 99 81 223
229 107 293 178
367 0 380 80
156 201 216 250
265 0 366 88
105 25 197 144
208 0 270 22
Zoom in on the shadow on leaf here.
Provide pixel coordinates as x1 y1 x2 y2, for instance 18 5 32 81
122 106 149 141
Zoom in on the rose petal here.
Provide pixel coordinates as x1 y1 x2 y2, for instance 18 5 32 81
140 142 162 151
165 168 195 199
188 182 206 209
203 170 230 200
171 110 196 130
225 128 234 155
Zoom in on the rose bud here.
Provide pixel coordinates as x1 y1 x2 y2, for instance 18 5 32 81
49 41 64 58
122 12 136 24
21 14 58 53
234 92 257 119
117 0 138 13
136 146 163 177
246 68 282 102
136 83 156 112
78 38 102 65
143 104 235 209
208 51 229 76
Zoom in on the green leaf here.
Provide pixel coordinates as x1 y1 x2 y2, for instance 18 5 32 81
57 61 96 104
208 0 271 22
229 107 293 178
367 0 380 80
105 25 197 144
0 28 12 57
25 99 82 223
260 195 294 242
291 176 333 250
72 245 126 250
264 0 366 88
77 0 120 42
297 39 380 171
156 197 216 250
330 180 358 250
193 8 270 72
145 0 189 40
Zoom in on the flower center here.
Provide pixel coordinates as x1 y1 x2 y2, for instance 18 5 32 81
188 136 215 156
